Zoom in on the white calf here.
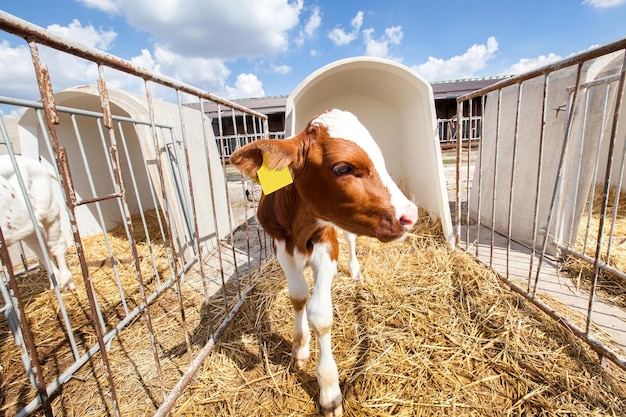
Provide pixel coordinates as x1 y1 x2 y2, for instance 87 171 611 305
0 155 75 291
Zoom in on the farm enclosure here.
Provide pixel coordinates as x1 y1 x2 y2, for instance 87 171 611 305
0 9 625 417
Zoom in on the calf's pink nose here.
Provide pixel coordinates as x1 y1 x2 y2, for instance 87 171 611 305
399 204 418 227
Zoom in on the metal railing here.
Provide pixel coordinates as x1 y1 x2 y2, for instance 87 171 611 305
438 116 481 143
455 36 626 371
217 130 285 159
0 10 270 417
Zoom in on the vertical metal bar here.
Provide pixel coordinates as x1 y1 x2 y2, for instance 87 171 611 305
465 100 473 249
454 101 463 244
583 83 612 257
586 50 626 334
197 99 228 316
533 63 584 298
195 99 224 312
173 90 197 361
528 74 550 291
215 104 231 311
0 229 53 417
563 87 591 249
506 83 524 279
604 83 626 266
475 95 486 258
29 41 122 417
490 90 503 266
227 109 243 298
134 79 169 399
240 112 253 279
72 114 130 316
117 122 171 286
250 115 267 263
6 108 82 361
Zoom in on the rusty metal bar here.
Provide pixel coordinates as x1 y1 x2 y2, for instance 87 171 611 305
29 40 123 417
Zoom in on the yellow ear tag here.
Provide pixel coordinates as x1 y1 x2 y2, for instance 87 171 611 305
256 153 293 194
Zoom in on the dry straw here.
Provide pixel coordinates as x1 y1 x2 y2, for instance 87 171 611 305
561 185 626 309
1 210 626 416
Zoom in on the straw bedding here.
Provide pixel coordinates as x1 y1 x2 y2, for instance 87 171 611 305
561 185 626 309
1 211 626 416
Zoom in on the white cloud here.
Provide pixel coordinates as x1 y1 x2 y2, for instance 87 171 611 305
225 73 265 98
0 40 38 100
47 19 117 50
583 0 626 8
296 6 322 47
328 10 363 46
363 25 403 58
351 11 364 30
115 0 303 60
385 26 403 45
76 0 121 14
504 53 562 75
413 37 499 81
272 64 292 75
0 19 119 101
329 12 402 59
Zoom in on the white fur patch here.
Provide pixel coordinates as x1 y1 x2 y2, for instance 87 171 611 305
312 109 412 218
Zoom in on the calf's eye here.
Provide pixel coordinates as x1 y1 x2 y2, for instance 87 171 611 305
332 163 353 176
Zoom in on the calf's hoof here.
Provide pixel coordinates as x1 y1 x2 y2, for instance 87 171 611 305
291 355 309 371
320 390 342 417
321 401 343 417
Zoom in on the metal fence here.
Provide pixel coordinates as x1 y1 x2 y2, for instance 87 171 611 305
454 37 626 372
217 130 285 159
437 116 481 144
0 11 270 417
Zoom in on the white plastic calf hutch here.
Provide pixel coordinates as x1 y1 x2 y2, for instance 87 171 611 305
16 85 231 254
285 57 453 244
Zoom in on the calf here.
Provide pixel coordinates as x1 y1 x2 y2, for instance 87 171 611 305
230 109 417 416
0 155 75 291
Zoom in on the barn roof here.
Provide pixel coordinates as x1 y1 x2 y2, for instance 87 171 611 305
186 95 287 117
430 76 512 100
184 76 512 116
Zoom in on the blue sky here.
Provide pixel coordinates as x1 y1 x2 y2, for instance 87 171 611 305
1 0 626 109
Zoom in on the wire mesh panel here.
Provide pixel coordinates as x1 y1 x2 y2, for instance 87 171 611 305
0 11 270 416
454 37 626 372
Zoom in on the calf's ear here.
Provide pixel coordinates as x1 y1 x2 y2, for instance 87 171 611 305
229 139 296 182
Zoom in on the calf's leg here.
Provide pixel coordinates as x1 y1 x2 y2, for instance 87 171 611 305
342 231 361 279
309 242 342 417
275 240 311 370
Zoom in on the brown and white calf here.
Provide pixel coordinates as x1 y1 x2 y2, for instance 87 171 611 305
230 109 417 416
0 155 75 291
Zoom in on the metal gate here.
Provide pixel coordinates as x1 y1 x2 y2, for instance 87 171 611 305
454 37 626 372
0 11 268 416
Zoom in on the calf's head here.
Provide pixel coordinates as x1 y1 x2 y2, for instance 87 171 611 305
230 109 418 242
